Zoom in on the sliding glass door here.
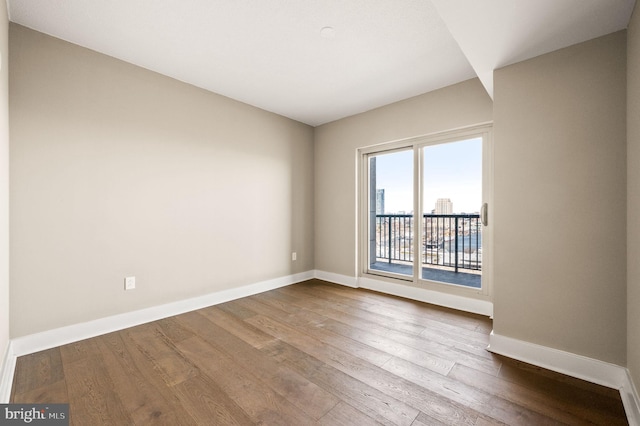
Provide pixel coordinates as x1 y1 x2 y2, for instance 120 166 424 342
362 126 492 296
421 137 483 288
367 149 414 279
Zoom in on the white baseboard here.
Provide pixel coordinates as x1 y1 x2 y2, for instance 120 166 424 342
313 270 359 288
487 331 626 389
488 331 640 425
621 369 640 426
11 270 314 357
358 276 493 317
313 271 493 317
6 270 637 424
0 341 16 403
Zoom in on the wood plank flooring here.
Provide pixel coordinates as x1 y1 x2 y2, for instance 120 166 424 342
10 279 628 425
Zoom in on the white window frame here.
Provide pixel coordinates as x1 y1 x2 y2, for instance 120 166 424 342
358 124 493 301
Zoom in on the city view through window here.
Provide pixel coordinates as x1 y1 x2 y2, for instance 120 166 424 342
369 138 483 287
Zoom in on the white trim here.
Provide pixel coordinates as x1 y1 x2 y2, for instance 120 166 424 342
357 124 495 300
11 271 314 357
313 270 359 288
620 369 640 426
313 272 494 317
358 276 493 316
487 331 627 390
358 122 494 154
0 341 15 403
488 332 640 425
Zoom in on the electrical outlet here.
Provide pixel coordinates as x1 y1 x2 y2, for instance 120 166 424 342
292 252 297 261
124 276 136 290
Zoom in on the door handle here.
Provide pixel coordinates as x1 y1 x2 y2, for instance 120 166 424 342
481 203 488 226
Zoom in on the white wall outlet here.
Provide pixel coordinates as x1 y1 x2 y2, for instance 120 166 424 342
124 276 136 290
292 252 297 261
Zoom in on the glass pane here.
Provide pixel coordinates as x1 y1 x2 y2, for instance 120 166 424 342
368 150 413 277
422 138 482 288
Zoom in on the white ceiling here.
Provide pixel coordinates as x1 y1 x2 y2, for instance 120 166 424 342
7 0 637 126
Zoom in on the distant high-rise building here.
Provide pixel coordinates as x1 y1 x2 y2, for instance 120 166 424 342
435 198 453 215
376 189 385 214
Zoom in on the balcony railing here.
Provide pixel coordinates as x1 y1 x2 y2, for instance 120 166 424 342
375 214 482 273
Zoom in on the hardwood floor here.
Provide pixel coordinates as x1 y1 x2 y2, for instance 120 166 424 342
11 279 628 425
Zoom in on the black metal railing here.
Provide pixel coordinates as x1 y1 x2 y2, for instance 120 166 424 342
375 214 482 273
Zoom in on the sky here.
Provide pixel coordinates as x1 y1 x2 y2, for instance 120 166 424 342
374 137 482 214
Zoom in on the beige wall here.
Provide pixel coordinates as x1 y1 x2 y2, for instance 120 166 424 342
314 79 492 278
493 32 627 365
9 24 314 337
0 2 9 360
628 4 640 392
